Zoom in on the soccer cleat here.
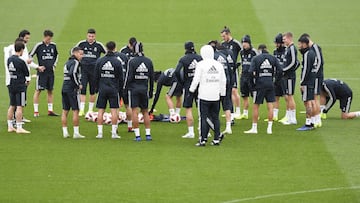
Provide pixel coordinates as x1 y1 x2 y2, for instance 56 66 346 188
111 134 121 139
278 116 288 123
134 136 142 142
73 134 85 139
195 141 206 147
96 134 103 139
211 140 220 146
264 116 278 122
267 128 272 135
16 128 31 134
296 125 314 131
78 110 85 117
219 133 225 142
233 114 242 120
63 133 70 138
146 135 152 141
128 127 134 132
314 121 322 128
240 114 248 120
182 133 195 139
244 128 258 134
34 112 39 117
22 117 31 123
281 120 297 125
321 113 327 119
231 119 235 126
222 128 232 135
48 111 59 116
8 127 16 133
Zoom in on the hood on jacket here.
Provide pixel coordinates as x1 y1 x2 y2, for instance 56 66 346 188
200 45 214 60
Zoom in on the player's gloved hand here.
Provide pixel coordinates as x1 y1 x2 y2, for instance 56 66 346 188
149 109 154 115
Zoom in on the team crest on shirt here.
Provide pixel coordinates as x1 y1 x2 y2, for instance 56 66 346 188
94 47 97 52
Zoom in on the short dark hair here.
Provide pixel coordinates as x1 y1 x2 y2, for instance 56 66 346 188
258 44 268 53
106 41 116 51
221 26 231 34
18 30 30 38
298 36 309 44
129 37 137 46
72 46 82 53
44 30 54 37
88 28 96 34
14 37 25 44
14 41 25 52
300 33 311 40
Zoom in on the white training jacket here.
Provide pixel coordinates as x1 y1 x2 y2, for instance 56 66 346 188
189 45 226 101
4 43 39 85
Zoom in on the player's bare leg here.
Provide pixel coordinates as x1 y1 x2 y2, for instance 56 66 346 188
182 108 195 138
110 108 120 139
244 104 259 134
125 104 133 132
96 108 105 139
79 94 86 116
141 108 152 141
165 94 175 115
7 106 16 132
61 110 70 138
88 94 96 113
175 96 182 114
232 88 241 118
47 90 58 116
33 90 41 117
241 96 249 119
15 106 30 134
266 102 274 134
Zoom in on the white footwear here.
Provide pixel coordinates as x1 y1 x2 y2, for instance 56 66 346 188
16 128 31 134
73 134 85 139
96 134 103 139
8 127 16 133
281 120 297 125
182 133 195 139
63 133 70 138
267 128 272 135
244 128 257 134
223 128 232 135
111 134 121 139
22 117 31 123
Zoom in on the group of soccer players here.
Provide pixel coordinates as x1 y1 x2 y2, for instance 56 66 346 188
5 27 360 144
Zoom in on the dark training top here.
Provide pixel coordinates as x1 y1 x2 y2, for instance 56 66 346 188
240 47 257 76
300 48 317 87
282 43 299 79
7 55 29 89
174 51 202 87
62 56 81 92
75 40 106 66
124 55 154 93
222 38 242 63
30 41 58 73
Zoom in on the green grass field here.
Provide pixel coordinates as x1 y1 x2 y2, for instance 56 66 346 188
1 0 360 202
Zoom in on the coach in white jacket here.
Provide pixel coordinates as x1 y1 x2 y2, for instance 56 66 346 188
189 45 226 146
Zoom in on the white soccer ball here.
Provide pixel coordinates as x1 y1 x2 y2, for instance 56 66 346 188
85 112 92 121
138 113 144 123
91 112 98 122
170 113 181 123
118 111 127 123
105 116 112 125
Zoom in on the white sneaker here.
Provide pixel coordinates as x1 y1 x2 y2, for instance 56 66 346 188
182 133 195 139
96 134 103 139
16 128 31 134
63 133 70 138
281 120 297 125
244 128 257 134
223 128 232 135
111 134 121 139
73 134 85 139
267 128 272 135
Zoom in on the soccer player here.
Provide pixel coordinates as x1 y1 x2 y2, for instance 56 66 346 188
296 36 317 131
244 44 281 134
280 32 299 125
300 33 324 126
74 29 106 116
115 49 133 132
208 40 233 134
61 47 84 139
30 30 59 117
124 42 154 141
120 37 137 58
174 41 202 138
321 79 360 119
271 33 286 121
221 26 242 118
190 45 226 146
149 68 183 116
7 41 30 133
94 41 124 139
239 35 258 119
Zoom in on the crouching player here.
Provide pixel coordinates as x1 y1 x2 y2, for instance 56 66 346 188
61 47 85 138
149 68 183 116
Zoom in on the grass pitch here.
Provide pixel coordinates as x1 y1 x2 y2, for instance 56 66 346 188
0 0 360 202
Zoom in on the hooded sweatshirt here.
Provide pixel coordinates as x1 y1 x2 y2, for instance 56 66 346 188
189 45 226 101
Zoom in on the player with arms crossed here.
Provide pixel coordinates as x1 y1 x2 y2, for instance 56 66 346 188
174 41 202 138
61 47 85 139
124 42 154 141
74 29 106 116
7 41 30 133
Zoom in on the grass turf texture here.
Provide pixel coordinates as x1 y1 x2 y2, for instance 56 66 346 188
0 0 360 202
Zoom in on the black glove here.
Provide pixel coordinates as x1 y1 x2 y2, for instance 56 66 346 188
149 109 154 115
